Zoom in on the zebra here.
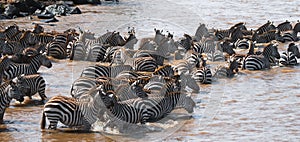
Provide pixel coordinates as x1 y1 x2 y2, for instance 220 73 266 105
2 24 20 40
192 56 212 84
45 34 72 59
32 23 44 34
152 64 174 77
234 38 250 49
133 57 158 72
255 20 276 35
192 38 216 54
103 91 150 125
14 74 47 102
176 34 193 51
279 43 300 66
0 56 11 84
143 75 180 96
242 43 280 70
252 30 281 43
133 50 165 66
30 32 54 45
4 53 52 80
141 92 195 122
194 23 209 42
213 56 240 78
80 64 132 78
156 36 177 56
70 77 113 100
207 50 225 62
106 32 126 47
2 31 35 55
229 27 244 43
153 28 165 44
86 43 110 62
115 80 148 101
279 52 298 66
0 80 25 123
281 30 298 42
214 29 231 41
276 20 293 32
220 39 235 55
40 86 108 130
69 40 87 61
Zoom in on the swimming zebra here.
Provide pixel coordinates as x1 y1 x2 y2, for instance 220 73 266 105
30 32 54 45
229 27 244 43
133 50 165 66
243 43 280 70
0 80 24 123
193 38 216 54
32 23 44 34
69 40 87 60
143 75 180 96
276 20 293 32
2 24 20 40
115 80 148 101
41 87 108 130
14 74 47 102
255 21 276 35
0 56 11 84
4 53 52 80
133 57 158 72
153 28 165 44
234 38 250 49
279 43 300 66
45 34 71 59
252 30 282 43
141 92 195 122
194 23 209 42
2 31 35 55
152 64 174 77
87 43 110 62
213 56 240 78
80 64 132 78
156 36 177 56
214 29 231 41
192 56 212 84
176 34 193 50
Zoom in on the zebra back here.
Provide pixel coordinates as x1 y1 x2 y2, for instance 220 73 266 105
277 20 293 32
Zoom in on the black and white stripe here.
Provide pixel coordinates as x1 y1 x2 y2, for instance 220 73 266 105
41 88 107 130
15 74 47 101
4 53 52 80
0 80 24 123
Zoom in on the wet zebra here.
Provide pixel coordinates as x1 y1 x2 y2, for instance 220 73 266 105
4 53 52 80
45 34 70 59
243 44 280 70
252 30 281 43
176 34 193 50
194 23 209 42
133 57 158 72
213 57 240 78
0 56 11 84
192 56 212 84
80 64 132 78
229 27 244 43
133 50 165 66
2 31 35 55
41 87 107 130
142 92 195 122
0 80 24 123
14 74 47 102
152 64 174 77
207 50 225 62
2 24 20 40
234 38 250 49
255 21 276 35
214 29 231 41
69 41 87 60
30 33 54 45
115 81 148 101
276 20 293 32
87 43 110 62
279 43 300 66
281 30 298 42
193 38 216 54
153 28 165 44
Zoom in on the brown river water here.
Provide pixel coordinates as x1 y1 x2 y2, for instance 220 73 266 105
1 0 300 141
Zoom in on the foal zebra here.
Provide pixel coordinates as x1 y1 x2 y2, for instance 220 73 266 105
14 74 47 102
0 80 24 123
4 53 52 80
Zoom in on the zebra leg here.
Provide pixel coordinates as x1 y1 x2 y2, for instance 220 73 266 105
0 112 4 124
48 119 59 130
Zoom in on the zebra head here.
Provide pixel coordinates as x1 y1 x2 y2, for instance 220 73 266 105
98 85 117 109
294 20 300 33
40 53 52 68
7 79 25 103
14 74 31 96
183 95 196 113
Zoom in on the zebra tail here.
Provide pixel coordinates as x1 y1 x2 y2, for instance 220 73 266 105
40 111 46 129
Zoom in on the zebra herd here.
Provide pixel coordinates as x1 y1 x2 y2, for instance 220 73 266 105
1 20 300 133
